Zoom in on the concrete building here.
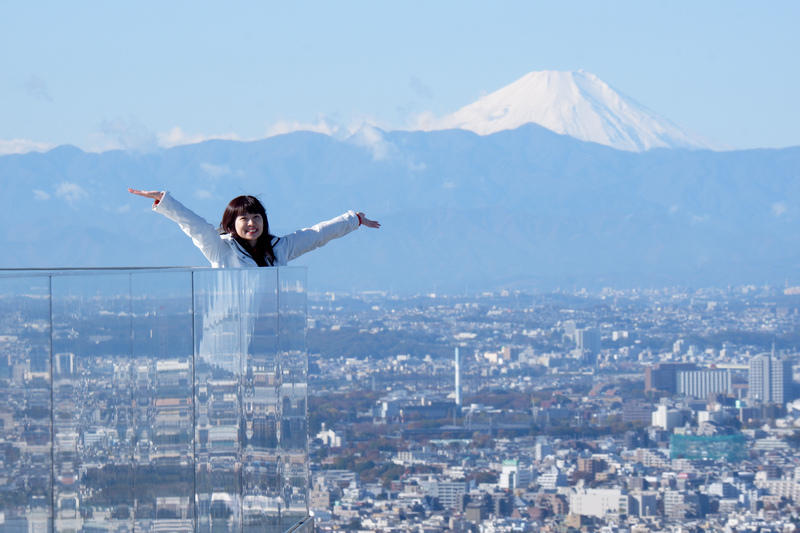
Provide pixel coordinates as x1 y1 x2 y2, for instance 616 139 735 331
622 400 655 424
645 362 697 394
498 460 532 489
534 439 552 461
663 489 704 519
569 488 629 518
575 328 601 356
651 404 683 431
629 491 658 517
749 351 793 404
538 466 567 490
419 480 467 511
677 369 732 399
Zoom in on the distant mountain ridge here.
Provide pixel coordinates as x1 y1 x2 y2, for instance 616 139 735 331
1 126 798 294
423 70 725 152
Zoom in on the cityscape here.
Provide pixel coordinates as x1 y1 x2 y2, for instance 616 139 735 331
302 284 800 532
3 276 800 532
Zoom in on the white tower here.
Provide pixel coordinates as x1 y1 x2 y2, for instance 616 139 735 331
455 347 462 406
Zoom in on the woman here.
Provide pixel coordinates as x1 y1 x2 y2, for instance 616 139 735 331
128 189 379 267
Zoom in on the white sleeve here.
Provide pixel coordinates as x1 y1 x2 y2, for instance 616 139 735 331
153 191 228 265
276 211 360 263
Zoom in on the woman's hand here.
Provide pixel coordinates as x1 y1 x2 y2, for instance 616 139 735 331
357 213 380 229
128 188 164 206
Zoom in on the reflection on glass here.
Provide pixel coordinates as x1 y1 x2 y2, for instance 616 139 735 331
51 273 134 532
240 269 280 533
0 275 52 532
0 268 308 533
194 269 247 532
278 269 309 533
131 271 195 532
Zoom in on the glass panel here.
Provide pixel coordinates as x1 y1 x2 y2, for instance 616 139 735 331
130 270 195 532
241 269 280 532
0 275 52 532
50 273 134 533
193 270 248 532
0 267 308 533
278 268 308 532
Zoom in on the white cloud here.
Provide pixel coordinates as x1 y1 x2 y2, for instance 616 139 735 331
0 139 54 155
266 116 340 137
410 111 436 132
772 201 787 217
347 123 426 171
33 189 51 201
349 124 393 161
93 117 243 153
92 116 158 153
116 205 131 214
200 162 231 179
195 190 214 200
158 127 240 149
87 133 122 153
56 182 88 206
691 214 710 224
669 205 679 214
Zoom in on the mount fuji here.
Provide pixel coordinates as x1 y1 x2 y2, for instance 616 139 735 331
422 70 726 152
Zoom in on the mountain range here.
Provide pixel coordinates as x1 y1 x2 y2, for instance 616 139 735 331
1 71 798 294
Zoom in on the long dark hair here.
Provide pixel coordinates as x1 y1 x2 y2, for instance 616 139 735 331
220 195 276 266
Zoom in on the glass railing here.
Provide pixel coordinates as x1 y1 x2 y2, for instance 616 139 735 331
0 268 310 533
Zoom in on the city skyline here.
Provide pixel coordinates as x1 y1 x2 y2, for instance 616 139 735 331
3 268 800 530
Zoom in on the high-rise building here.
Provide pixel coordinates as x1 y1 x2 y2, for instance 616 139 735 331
677 369 732 399
645 363 698 394
575 328 601 355
749 350 793 404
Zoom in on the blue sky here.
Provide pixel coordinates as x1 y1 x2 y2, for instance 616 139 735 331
2 1 798 154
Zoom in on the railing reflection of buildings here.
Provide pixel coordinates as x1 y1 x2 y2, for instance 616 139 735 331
0 267 310 533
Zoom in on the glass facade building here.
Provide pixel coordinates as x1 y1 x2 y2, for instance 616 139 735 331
669 434 748 462
0 268 311 533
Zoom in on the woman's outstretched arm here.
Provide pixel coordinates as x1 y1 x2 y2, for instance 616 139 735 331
356 212 380 229
128 188 164 206
127 188 233 267
275 210 379 264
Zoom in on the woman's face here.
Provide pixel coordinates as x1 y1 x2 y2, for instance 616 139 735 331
234 213 263 245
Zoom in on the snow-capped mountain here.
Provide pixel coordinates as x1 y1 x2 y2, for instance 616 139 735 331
423 70 725 152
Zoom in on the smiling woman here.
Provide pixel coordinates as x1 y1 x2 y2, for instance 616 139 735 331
127 188 379 268
219 194 273 267
234 213 263 244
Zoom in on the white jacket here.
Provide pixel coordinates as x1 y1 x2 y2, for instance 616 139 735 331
153 191 361 267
